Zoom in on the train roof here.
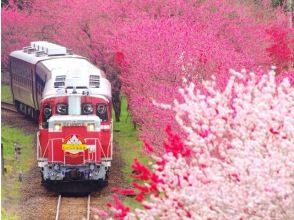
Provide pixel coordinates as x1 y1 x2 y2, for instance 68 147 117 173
9 41 84 65
10 41 112 100
41 58 112 100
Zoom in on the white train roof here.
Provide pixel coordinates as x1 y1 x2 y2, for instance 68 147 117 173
41 58 111 100
10 41 111 100
10 50 83 64
30 41 67 55
10 41 84 64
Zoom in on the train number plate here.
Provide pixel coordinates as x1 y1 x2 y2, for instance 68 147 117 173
62 144 87 151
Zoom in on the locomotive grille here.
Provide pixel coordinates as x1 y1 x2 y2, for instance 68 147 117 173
89 75 100 88
54 75 66 88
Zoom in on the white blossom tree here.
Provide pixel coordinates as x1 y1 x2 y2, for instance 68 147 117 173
102 69 294 220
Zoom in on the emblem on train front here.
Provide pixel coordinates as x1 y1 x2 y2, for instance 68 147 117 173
62 135 87 153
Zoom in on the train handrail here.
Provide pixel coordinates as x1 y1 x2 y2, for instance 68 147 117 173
39 137 109 164
48 138 64 163
84 138 106 161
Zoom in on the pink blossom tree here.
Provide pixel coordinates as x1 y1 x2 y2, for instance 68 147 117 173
1 2 36 68
2 0 292 149
266 26 293 70
102 69 294 219
111 0 293 149
2 0 125 119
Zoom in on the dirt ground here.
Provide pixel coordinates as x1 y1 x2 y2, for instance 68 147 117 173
2 110 126 220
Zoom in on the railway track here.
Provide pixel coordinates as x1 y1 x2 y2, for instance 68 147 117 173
55 194 91 220
1 101 17 112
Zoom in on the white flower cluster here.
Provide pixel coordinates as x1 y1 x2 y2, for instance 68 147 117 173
127 70 294 219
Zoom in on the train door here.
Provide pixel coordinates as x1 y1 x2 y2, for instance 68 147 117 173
35 63 48 109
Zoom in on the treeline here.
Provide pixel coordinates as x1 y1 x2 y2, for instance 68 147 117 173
2 0 293 148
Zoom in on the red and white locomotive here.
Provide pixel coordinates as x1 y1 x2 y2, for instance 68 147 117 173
9 42 113 190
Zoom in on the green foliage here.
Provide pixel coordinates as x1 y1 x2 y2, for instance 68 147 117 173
1 84 13 103
1 125 34 219
113 97 151 209
1 209 18 220
113 97 149 184
1 124 33 159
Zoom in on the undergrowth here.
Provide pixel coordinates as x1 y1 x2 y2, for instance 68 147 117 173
1 125 34 219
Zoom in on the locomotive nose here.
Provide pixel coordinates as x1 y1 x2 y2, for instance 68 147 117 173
47 114 102 164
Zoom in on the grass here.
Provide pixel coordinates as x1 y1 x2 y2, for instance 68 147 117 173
1 124 34 166
113 97 150 183
1 209 18 220
113 97 150 209
1 83 23 219
1 84 13 103
1 125 34 219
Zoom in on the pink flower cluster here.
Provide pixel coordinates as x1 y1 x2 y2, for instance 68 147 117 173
110 1 293 149
103 70 294 219
2 1 293 149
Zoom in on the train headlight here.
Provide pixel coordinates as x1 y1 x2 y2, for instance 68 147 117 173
56 103 68 115
54 164 60 171
89 164 95 170
44 106 52 118
96 103 108 121
82 104 93 115
97 104 106 114
87 123 95 131
54 123 62 132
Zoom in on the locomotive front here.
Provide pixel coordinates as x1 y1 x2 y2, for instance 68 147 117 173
37 58 112 187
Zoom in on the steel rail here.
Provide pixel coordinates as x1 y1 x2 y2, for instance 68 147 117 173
55 194 91 220
87 194 91 220
55 195 62 220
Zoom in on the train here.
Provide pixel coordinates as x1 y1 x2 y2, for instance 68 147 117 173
9 41 113 192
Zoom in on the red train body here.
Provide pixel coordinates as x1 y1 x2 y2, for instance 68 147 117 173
9 42 113 188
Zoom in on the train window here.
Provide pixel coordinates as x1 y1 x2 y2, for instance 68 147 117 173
54 75 66 88
37 84 42 95
76 86 87 89
42 105 52 128
36 74 46 95
89 75 100 88
82 103 93 115
96 103 108 121
56 103 68 115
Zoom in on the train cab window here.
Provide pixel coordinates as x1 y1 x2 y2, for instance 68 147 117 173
96 103 108 122
82 103 93 115
42 105 52 128
56 103 68 115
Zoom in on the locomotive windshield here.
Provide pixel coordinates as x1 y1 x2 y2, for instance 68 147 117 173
97 103 108 121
